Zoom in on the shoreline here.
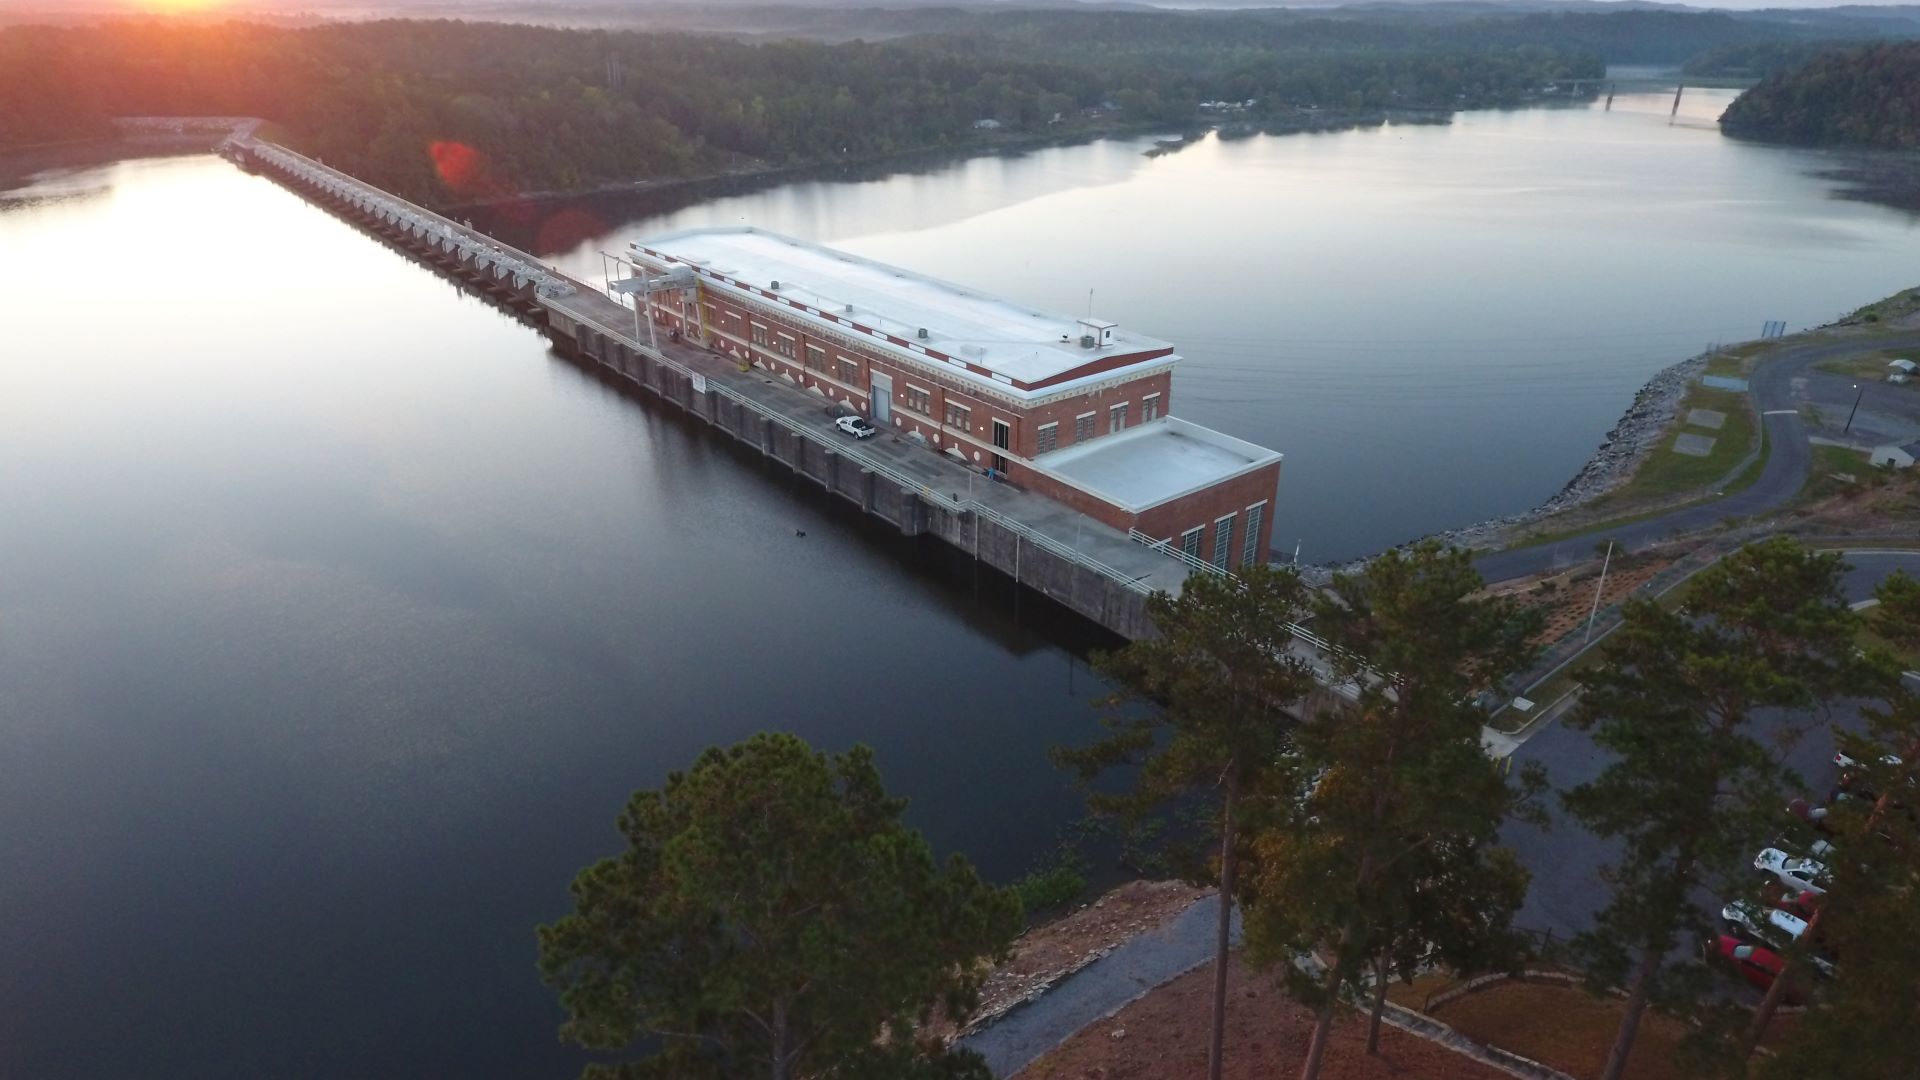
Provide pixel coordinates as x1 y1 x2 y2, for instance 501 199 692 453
440 100 1580 219
1305 349 1711 579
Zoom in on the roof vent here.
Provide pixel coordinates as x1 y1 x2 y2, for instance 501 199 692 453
1079 335 1096 349
770 280 781 290
844 303 855 314
917 328 930 340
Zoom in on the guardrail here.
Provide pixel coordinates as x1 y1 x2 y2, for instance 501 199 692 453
1127 528 1364 670
1129 528 1229 579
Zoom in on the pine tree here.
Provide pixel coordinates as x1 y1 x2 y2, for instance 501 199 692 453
1053 565 1318 1080
537 732 1020 1080
1238 542 1543 1080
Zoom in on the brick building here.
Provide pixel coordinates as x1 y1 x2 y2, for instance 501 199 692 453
624 227 1283 570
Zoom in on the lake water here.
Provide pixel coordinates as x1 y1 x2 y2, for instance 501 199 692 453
5 86 1920 1078
0 156 1113 1079
488 88 1920 562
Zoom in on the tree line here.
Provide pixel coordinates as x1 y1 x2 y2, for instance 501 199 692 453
537 537 1920 1079
0 18 1598 204
1721 41 1920 150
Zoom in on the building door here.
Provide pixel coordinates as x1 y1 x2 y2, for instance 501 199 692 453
870 372 892 424
991 419 1010 473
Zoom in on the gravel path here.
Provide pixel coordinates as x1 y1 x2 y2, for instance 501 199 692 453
959 894 1239 1077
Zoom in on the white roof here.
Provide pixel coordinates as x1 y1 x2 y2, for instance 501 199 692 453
1033 417 1283 513
630 227 1174 390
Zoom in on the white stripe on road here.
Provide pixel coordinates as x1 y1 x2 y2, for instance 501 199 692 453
1763 409 1799 416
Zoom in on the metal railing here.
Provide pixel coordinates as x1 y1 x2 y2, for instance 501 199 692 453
1129 527 1230 579
1126 529 1361 670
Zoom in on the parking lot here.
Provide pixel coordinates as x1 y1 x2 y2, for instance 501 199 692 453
1499 550 1920 945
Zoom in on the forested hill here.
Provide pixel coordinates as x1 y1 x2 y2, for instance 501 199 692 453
0 18 1597 205
1720 42 1920 149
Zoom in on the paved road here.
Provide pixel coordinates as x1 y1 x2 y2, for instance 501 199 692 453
1501 550 1920 943
1474 334 1920 584
958 896 1239 1077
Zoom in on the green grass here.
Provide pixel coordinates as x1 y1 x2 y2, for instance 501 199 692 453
1798 444 1885 505
1705 342 1771 378
1859 625 1920 674
1814 348 1918 381
1512 500 1710 549
1508 391 1768 551
1610 387 1756 500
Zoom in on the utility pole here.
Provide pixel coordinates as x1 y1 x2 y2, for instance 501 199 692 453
1585 541 1615 643
1670 83 1685 118
1845 383 1864 434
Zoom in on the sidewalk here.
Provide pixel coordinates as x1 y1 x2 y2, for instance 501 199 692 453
959 894 1237 1077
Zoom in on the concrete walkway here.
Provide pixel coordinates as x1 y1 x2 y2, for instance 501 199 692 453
959 895 1238 1077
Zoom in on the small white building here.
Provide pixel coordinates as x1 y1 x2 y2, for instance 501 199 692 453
1889 358 1916 382
1870 442 1920 469
972 118 1002 130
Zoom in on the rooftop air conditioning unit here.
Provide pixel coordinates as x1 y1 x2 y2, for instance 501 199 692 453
917 328 930 340
844 303 855 313
770 280 781 290
1079 335 1096 349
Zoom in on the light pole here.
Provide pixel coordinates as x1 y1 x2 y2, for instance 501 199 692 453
1844 383 1864 434
1585 541 1615 643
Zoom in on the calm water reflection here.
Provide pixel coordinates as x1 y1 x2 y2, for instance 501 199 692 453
8 87 1920 1078
0 156 1111 1079
496 89 1920 561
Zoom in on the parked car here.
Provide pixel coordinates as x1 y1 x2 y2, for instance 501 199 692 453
1788 798 1835 836
1772 887 1822 922
1721 901 1834 976
833 415 878 439
1714 934 1805 1003
1772 827 1835 860
1755 847 1829 895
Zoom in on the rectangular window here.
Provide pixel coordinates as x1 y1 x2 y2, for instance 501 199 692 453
905 385 932 414
1213 514 1235 570
945 402 971 430
805 344 826 371
1143 394 1161 422
702 304 717 330
837 357 860 384
1180 527 1204 560
1109 403 1129 433
1036 423 1059 454
750 322 769 347
1074 412 1096 443
1243 502 1266 568
776 334 796 359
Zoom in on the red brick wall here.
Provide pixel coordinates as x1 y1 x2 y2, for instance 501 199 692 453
654 286 1174 473
1132 464 1282 569
637 275 1277 567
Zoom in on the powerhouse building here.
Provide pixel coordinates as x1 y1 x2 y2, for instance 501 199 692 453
626 227 1282 570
